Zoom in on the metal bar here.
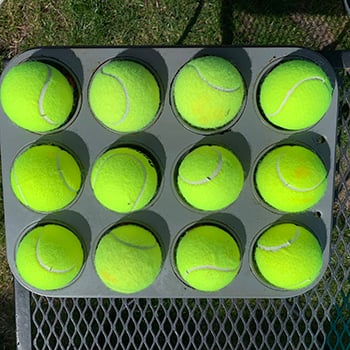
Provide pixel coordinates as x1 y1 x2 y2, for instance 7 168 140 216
15 280 31 350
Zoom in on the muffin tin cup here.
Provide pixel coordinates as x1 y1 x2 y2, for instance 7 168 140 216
0 47 338 298
169 58 248 135
90 139 165 214
87 56 165 134
253 54 335 133
12 213 91 294
172 136 250 213
6 56 82 134
9 139 86 214
249 215 328 292
92 218 168 294
171 218 245 291
251 138 331 215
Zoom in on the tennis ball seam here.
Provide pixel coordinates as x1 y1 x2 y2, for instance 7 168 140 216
11 164 29 206
111 233 157 250
179 149 223 185
56 150 79 193
276 153 326 192
285 278 313 289
184 265 238 277
266 76 327 118
257 227 300 252
38 65 61 125
92 151 148 211
188 63 240 93
36 230 76 273
100 68 130 126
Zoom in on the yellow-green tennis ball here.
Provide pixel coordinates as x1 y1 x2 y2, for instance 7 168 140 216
16 224 84 290
91 147 159 213
255 145 327 212
94 224 162 293
254 223 323 290
173 56 245 130
259 59 333 130
177 145 244 211
11 144 82 212
175 225 241 292
89 60 160 132
0 61 74 132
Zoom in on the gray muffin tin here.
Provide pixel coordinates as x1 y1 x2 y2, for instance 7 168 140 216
0 47 338 298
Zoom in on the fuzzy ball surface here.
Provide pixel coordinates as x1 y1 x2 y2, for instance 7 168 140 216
0 61 74 132
176 224 241 292
89 60 160 132
259 59 333 130
16 224 84 290
255 145 327 212
91 147 159 213
94 224 162 294
254 223 323 290
173 56 245 130
11 144 82 212
177 145 244 211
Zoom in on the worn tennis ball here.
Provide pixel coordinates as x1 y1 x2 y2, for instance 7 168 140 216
176 145 244 211
259 59 333 130
11 144 82 212
0 61 74 132
255 145 327 212
89 60 160 132
173 56 245 130
91 147 159 213
94 224 162 293
254 223 323 290
175 225 241 292
16 224 84 290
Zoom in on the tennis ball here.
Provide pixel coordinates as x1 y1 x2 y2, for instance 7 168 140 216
259 59 333 130
91 147 159 213
254 223 323 290
176 145 244 211
16 224 84 290
0 61 74 133
255 145 327 212
89 60 160 132
11 144 82 212
175 225 241 292
173 56 245 130
94 224 162 293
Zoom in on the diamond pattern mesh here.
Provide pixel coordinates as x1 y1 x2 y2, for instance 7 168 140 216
16 56 350 350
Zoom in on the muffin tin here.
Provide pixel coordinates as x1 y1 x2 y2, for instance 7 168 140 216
0 47 338 298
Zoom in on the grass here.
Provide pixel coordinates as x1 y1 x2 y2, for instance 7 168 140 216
0 0 350 349
1 0 350 62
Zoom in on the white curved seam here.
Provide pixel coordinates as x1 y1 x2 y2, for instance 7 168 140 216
101 69 130 126
258 227 300 252
12 166 29 206
36 229 75 273
188 64 240 93
185 265 237 276
266 76 326 117
277 153 325 192
129 155 148 211
56 151 77 193
92 152 148 211
91 153 117 188
286 278 312 289
179 150 223 185
112 234 156 250
38 65 60 125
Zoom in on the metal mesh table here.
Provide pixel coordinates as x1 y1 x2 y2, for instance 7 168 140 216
14 51 349 350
